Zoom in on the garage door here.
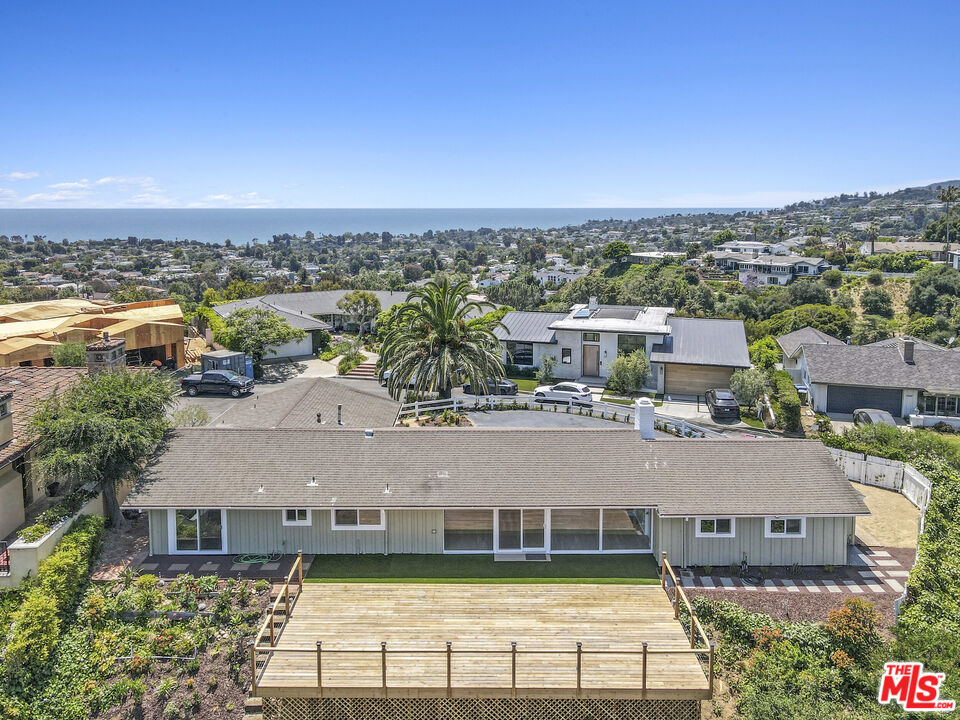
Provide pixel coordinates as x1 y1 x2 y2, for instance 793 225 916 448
663 364 735 396
826 385 902 415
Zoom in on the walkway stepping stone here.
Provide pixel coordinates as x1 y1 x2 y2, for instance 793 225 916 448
699 577 715 589
842 580 864 593
801 580 821 593
822 580 842 593
855 553 876 566
719 577 735 589
781 579 800 593
876 559 901 567
859 570 883 578
868 550 891 557
886 570 910 578
883 578 904 593
763 580 777 592
140 563 158 571
866 581 886 594
169 563 188 572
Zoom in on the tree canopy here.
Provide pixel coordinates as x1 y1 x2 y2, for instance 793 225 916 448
52 341 87 367
336 290 382 334
215 307 306 376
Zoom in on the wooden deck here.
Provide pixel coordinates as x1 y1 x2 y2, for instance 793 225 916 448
253 583 711 700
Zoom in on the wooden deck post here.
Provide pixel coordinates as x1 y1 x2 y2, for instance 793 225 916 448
446 642 452 698
316 641 322 697
689 605 696 649
641 642 648 700
249 643 258 697
381 642 387 697
511 642 517 697
298 550 303 590
708 642 716 696
284 584 290 619
576 642 582 697
269 609 275 646
660 552 667 589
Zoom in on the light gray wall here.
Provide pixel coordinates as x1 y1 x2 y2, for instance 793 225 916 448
225 508 442 555
655 515 855 568
148 509 168 556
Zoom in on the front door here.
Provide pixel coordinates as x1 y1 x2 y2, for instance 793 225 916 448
497 509 547 552
582 344 600 376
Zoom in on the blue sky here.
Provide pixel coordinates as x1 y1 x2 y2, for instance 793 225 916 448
1 1 958 209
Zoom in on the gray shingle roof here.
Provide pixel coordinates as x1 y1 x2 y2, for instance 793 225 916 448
776 327 844 358
214 290 414 329
801 344 960 393
864 335 946 352
649 318 750 368
493 311 567 343
125 429 867 517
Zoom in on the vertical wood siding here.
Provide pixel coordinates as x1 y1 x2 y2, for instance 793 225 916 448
223 509 443 555
656 516 854 567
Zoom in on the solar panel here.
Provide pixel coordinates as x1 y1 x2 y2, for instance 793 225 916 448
573 308 592 318
593 308 639 320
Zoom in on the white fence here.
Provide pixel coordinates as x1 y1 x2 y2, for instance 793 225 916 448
827 447 932 511
395 395 726 438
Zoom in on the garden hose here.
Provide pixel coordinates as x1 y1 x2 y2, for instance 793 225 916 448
232 553 283 564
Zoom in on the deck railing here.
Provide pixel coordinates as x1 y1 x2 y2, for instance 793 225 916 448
249 554 716 699
253 551 304 649
0 541 8 576
394 394 725 438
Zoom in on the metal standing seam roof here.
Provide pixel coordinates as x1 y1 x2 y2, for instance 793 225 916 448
493 312 567 343
649 317 750 368
125 428 868 518
800 344 960 393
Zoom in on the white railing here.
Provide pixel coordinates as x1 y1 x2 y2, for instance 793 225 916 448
394 395 726 438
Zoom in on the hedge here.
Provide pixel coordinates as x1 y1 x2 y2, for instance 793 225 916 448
2 515 105 685
770 370 801 432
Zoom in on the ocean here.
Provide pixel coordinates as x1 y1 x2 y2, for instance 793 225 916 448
0 208 757 245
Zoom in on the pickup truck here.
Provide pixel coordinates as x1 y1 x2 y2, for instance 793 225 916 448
180 370 254 398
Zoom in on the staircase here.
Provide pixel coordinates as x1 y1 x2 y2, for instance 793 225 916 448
347 362 378 380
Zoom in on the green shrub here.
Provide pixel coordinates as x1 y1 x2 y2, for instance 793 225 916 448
16 523 50 543
770 370 801 432
606 350 651 395
3 593 61 680
866 269 884 285
36 515 105 612
821 269 843 288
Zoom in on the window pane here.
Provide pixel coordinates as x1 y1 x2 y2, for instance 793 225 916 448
298 509 308 521
716 518 731 535
335 509 358 526
523 509 545 549
358 510 382 526
498 509 521 550
617 334 646 356
444 510 493 551
583 333 599 343
198 510 222 550
785 519 802 534
175 510 198 551
550 509 599 550
561 348 572 364
602 509 651 550
506 342 533 366
770 519 785 534
699 519 715 534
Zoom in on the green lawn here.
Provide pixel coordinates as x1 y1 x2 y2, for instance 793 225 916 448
306 553 660 584
507 377 539 392
739 411 765 429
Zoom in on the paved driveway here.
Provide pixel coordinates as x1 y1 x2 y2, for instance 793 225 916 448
467 409 672 435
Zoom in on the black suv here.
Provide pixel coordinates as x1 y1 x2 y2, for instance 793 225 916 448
704 389 740 419
180 370 255 398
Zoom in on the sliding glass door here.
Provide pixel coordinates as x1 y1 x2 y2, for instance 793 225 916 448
496 509 546 552
169 509 226 554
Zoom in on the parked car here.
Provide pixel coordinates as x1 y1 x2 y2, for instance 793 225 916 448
462 378 519 395
381 368 419 388
704 389 740 419
533 382 593 406
853 408 897 427
180 370 254 398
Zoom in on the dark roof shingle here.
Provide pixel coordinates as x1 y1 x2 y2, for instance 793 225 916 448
801 344 960 392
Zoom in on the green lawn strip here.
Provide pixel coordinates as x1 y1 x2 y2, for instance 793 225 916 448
306 553 659 584
507 377 539 392
600 390 663 407
739 413 765 429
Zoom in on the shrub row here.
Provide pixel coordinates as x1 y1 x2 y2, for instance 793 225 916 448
3 514 105 687
769 369 801 432
16 487 98 543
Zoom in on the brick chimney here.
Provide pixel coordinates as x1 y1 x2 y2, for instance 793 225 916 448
86 331 127 374
899 337 915 364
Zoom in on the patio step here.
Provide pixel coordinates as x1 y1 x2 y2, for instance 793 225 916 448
346 362 378 379
244 696 263 717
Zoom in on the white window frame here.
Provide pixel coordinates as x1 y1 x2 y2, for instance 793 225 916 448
282 508 312 527
331 508 385 531
765 516 806 539
166 508 228 555
695 517 736 538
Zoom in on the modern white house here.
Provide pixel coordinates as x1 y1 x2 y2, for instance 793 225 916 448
494 300 750 395
715 240 790 255
737 255 832 286
125 427 868 568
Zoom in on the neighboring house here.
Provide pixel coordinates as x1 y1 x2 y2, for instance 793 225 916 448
125 427 868 568
949 249 960 271
494 301 750 395
776 327 847 375
0 366 88 540
625 251 684 266
531 267 588 285
716 240 790 255
737 255 831 286
792 336 960 420
861 241 950 262
0 297 185 368
213 290 414 357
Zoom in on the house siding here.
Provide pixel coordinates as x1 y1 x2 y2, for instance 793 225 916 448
656 516 854 567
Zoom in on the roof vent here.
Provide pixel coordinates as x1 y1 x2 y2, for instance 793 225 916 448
257 484 265 494
364 428 374 438
384 483 391 494
307 476 318 487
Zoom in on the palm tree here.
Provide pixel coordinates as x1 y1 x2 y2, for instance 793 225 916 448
378 278 506 400
938 185 959 252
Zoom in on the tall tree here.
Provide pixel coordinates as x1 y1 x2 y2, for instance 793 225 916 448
29 370 177 527
938 185 960 251
378 278 505 400
336 290 382 334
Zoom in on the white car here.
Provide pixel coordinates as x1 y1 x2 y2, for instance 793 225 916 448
533 382 593 406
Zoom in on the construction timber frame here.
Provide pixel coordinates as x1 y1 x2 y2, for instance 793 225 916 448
249 552 714 720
